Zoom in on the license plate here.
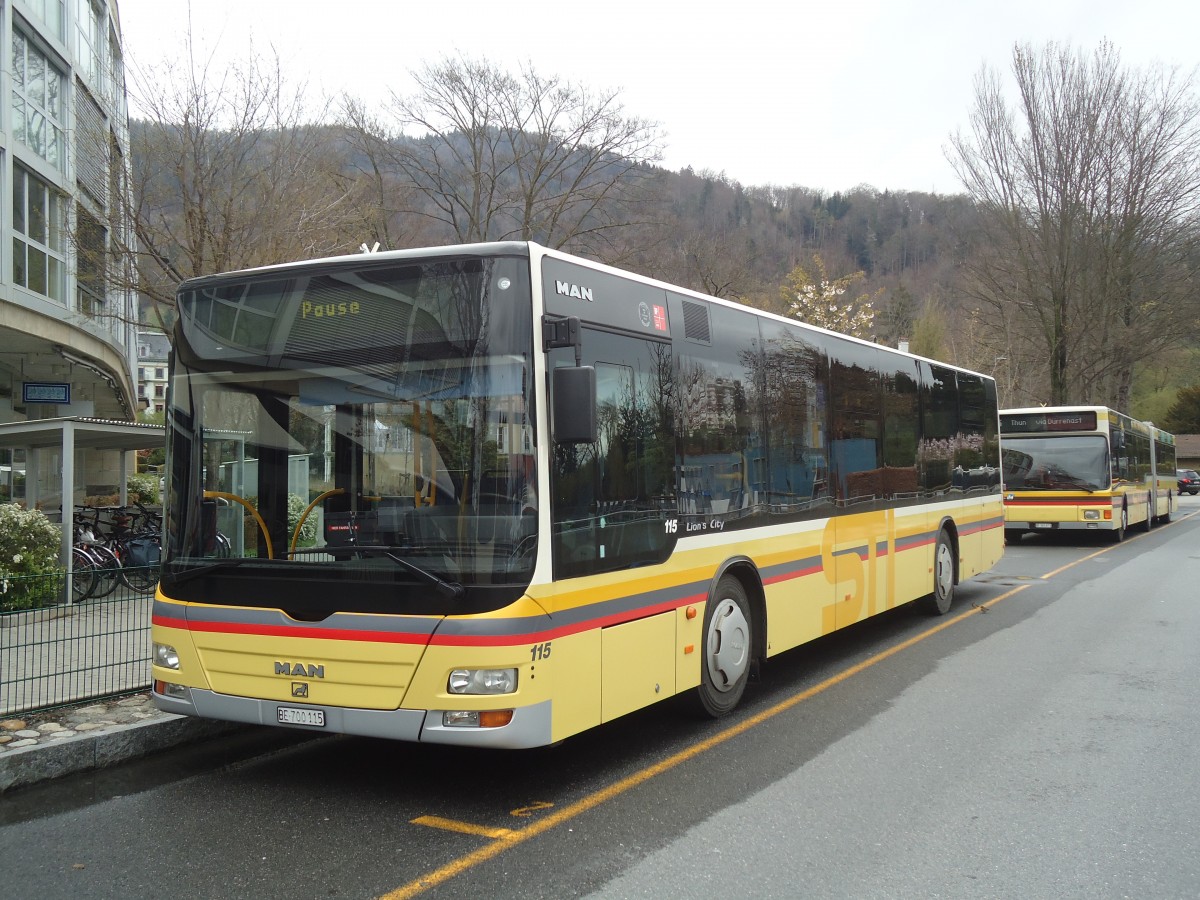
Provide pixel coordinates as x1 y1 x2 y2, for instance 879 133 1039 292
277 706 325 727
1033 523 1052 529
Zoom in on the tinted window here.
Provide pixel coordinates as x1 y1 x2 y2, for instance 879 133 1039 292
1155 436 1177 476
676 301 765 530
759 319 831 519
880 354 921 501
956 373 999 493
921 362 959 494
830 343 882 506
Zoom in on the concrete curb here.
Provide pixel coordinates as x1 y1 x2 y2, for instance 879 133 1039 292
0 714 244 794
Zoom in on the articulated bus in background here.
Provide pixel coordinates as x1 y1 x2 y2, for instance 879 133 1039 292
999 406 1177 543
151 242 1004 749
1148 424 1181 518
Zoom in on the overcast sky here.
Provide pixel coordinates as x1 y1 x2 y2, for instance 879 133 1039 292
117 0 1200 195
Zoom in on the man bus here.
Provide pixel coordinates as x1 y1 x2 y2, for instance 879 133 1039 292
151 242 1003 748
1000 406 1176 542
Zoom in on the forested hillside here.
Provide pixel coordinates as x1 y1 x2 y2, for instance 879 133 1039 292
125 44 1200 422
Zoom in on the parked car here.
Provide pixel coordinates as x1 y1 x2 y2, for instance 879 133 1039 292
1178 469 1200 495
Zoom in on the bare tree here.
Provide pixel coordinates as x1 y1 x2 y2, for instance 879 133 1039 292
341 55 665 257
950 41 1200 408
125 43 365 327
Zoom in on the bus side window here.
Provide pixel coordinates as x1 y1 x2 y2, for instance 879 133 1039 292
550 333 676 578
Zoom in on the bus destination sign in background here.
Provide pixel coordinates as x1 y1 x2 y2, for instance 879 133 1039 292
1000 411 1097 433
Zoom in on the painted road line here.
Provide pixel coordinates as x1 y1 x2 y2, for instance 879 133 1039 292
380 582 1033 899
410 816 515 839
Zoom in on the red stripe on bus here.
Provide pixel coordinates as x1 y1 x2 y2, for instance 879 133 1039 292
1004 498 1110 506
762 563 823 586
153 592 711 648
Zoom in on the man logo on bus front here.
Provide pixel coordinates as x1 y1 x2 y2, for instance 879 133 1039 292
292 683 309 698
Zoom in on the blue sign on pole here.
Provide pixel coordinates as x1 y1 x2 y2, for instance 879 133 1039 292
23 382 71 404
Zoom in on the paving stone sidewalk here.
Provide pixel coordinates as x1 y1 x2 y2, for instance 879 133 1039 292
0 692 239 793
0 693 162 750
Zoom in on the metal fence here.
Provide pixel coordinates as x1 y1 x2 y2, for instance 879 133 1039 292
0 571 156 717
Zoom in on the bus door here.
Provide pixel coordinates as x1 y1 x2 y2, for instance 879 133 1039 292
548 329 678 581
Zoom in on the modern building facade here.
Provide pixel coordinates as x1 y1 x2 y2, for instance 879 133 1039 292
136 328 168 415
1 0 138 505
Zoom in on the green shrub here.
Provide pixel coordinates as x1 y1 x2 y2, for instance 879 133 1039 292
0 503 63 611
288 493 318 547
241 493 318 552
127 472 160 505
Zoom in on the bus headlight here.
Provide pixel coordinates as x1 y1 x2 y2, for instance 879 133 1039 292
154 643 180 670
1083 509 1100 520
448 668 518 694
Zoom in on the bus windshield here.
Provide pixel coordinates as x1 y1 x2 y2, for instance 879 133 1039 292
163 253 536 614
1001 435 1109 492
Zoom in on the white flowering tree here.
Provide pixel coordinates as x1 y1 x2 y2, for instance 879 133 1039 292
0 504 62 611
780 254 879 339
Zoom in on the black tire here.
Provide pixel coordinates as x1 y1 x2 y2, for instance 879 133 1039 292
1112 505 1127 542
695 576 753 717
122 561 160 593
920 529 955 616
70 547 99 602
1161 492 1172 524
88 544 123 598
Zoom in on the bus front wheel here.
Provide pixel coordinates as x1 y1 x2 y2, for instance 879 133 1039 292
921 530 956 616
695 576 753 717
1112 505 1127 542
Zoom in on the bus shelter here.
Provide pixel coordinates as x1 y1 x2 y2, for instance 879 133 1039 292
0 417 166 576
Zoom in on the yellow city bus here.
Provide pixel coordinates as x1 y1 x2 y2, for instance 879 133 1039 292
151 242 1004 748
999 406 1177 542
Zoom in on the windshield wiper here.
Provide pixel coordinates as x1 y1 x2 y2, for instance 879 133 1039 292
353 545 465 600
1045 477 1097 492
161 547 466 600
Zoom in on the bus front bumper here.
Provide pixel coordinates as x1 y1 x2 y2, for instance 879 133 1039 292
1006 520 1112 531
152 685 554 749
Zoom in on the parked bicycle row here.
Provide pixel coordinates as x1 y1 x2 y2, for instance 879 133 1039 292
71 501 162 602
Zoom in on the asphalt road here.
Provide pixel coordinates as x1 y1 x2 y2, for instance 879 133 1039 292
2 496 1198 899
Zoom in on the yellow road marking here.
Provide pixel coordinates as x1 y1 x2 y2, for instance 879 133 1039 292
510 801 554 818
409 816 514 839
385 509 1200 897
1038 507 1196 581
380 583 1030 899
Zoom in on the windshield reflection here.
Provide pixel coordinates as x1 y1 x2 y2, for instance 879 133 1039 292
163 254 536 604
1002 435 1108 492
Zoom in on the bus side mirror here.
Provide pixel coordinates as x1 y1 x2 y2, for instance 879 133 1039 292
553 366 597 443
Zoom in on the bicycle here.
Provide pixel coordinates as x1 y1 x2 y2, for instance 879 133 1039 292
103 502 163 593
71 509 123 602
72 502 162 597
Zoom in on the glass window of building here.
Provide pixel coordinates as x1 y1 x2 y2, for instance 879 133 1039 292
76 0 108 95
12 166 66 302
12 30 68 170
21 1 67 40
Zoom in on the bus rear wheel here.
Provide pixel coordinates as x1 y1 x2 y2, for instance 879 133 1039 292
920 529 955 616
695 576 753 717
